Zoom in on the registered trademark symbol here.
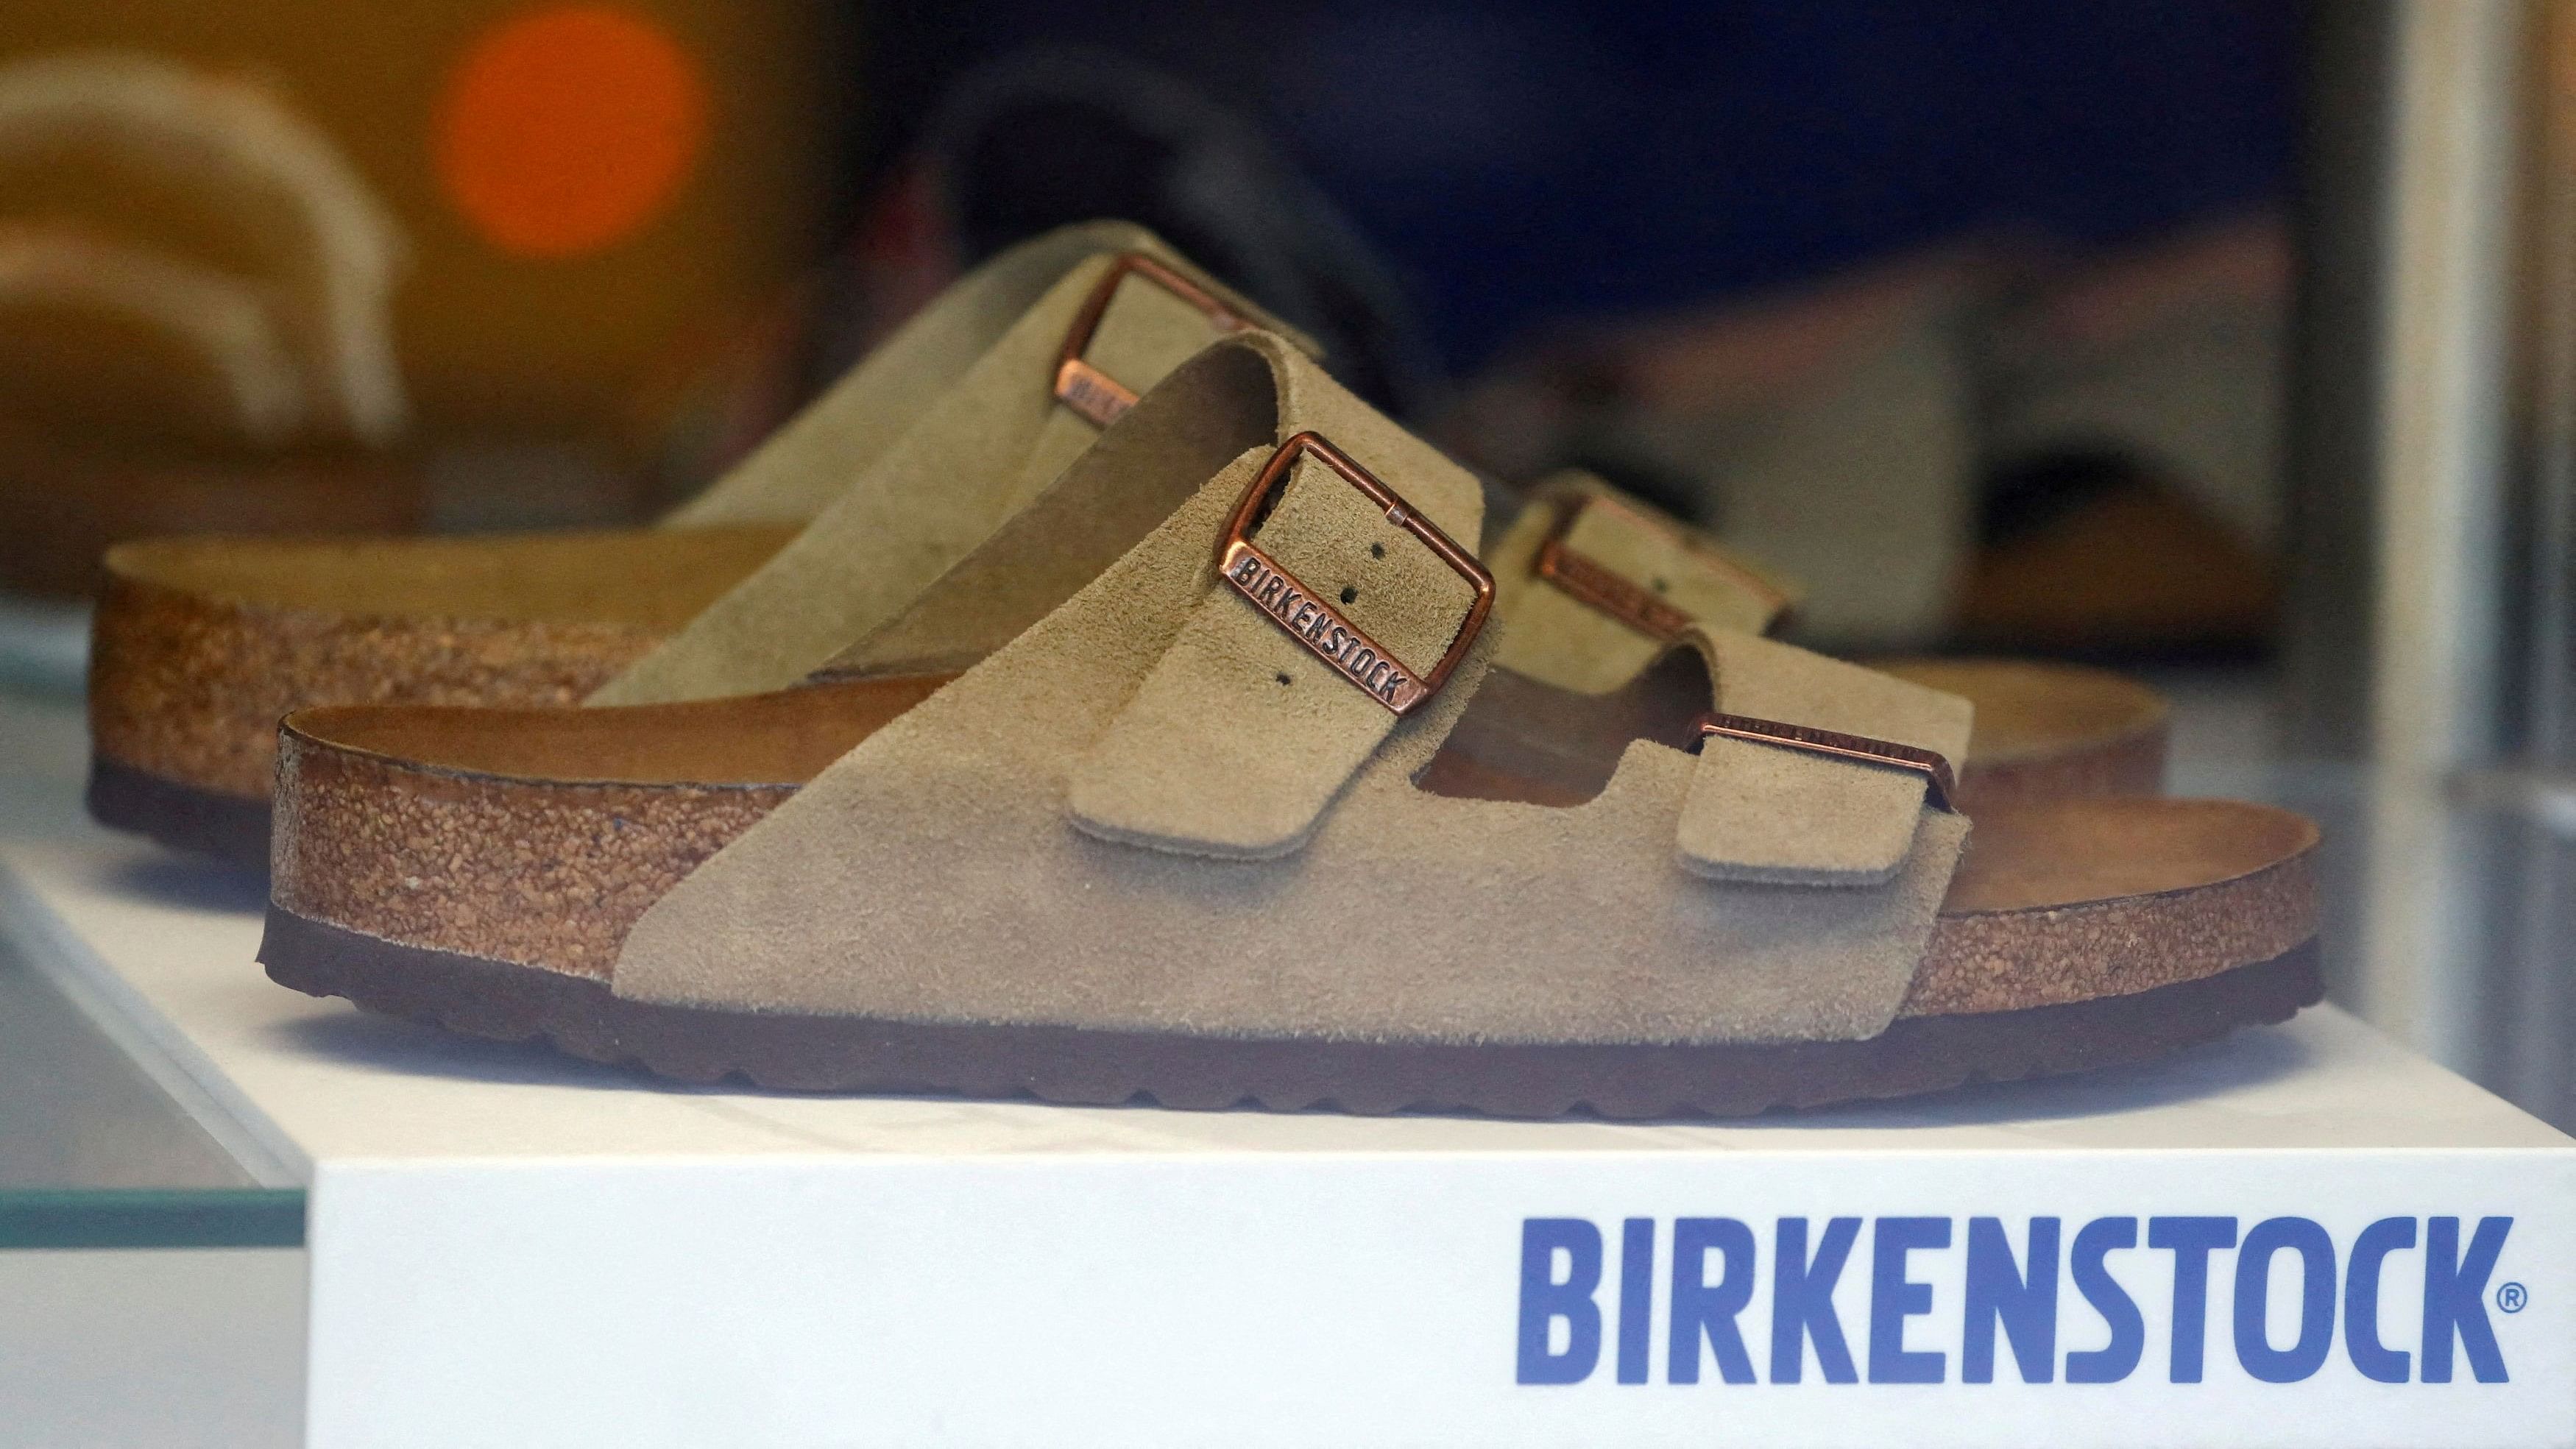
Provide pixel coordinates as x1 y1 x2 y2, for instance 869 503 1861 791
2497 1282 2528 1314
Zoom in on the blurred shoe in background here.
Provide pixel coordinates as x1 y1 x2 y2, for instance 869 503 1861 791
0 53 416 600
1440 215 2286 659
1967 215 2285 656
808 45 1445 426
1443 249 1997 651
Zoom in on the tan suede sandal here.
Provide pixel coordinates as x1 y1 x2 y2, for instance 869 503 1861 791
260 334 2321 1117
88 222 1292 864
1484 473 2170 814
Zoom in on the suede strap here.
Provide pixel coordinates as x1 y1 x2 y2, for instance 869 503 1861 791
1488 474 1798 695
811 342 1287 683
1678 630 1972 885
588 239 1295 706
668 220 1223 528
1068 351 1487 858
611 335 1967 1046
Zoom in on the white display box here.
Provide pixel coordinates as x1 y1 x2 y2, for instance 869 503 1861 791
4 839 2571 1449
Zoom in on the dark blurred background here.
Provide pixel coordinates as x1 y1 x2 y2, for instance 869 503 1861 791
839 1 2297 372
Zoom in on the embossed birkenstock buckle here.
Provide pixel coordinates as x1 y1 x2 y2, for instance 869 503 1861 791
1696 712 1958 811
1054 253 1251 426
1220 431 1495 716
1535 492 1790 642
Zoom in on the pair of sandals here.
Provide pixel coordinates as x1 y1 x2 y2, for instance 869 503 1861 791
89 223 2321 1117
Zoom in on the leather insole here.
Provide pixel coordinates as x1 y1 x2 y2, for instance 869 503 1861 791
1872 656 2166 763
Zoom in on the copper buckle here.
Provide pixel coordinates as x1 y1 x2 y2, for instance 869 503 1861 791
1695 712 1958 811
1219 431 1495 716
1054 253 1249 427
1533 492 1791 642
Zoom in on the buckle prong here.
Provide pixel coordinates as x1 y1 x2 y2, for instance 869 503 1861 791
1054 253 1250 428
1218 432 1494 716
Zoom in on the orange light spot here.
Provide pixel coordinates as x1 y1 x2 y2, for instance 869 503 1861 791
435 5 708 258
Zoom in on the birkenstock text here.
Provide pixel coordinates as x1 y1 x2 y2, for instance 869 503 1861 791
1224 547 1420 710
1518 1214 2518 1388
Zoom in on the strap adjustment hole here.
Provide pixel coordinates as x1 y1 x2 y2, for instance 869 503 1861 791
1340 585 1358 604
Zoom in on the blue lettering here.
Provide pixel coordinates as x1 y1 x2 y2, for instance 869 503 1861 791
2233 1217 2336 1383
1964 1216 2060 1384
1516 1218 1602 1384
2422 1216 2512 1384
2343 1217 2416 1384
1868 1217 1950 1384
1772 1216 1862 1384
1616 1218 1654 1384
1668 1218 1758 1385
1513 1209 2518 1392
2066 1217 2145 1384
2148 1216 2237 1382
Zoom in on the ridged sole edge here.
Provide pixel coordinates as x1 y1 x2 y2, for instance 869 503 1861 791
260 907 2324 1119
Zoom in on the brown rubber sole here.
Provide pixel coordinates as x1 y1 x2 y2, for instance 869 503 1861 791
260 906 2322 1119
85 757 271 870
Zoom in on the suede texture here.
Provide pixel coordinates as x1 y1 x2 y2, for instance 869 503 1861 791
611 337 1967 1049
668 220 1241 527
815 347 1285 681
591 238 1295 705
1489 473 1796 694
1070 361 1485 858
1679 630 1973 885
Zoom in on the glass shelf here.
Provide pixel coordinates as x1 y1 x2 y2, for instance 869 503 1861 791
0 929 305 1248
0 679 304 1250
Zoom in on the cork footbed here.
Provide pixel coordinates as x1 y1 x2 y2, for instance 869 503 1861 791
83 525 2160 857
84 527 799 824
269 668 2314 1029
85 546 2159 850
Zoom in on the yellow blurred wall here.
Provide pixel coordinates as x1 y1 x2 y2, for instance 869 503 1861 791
0 0 827 446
